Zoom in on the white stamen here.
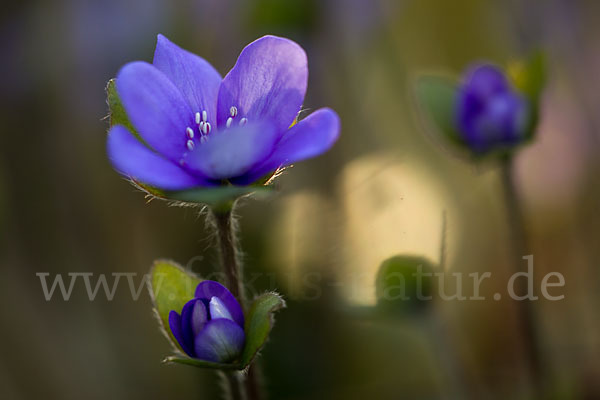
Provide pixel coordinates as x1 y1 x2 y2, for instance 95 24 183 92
239 117 248 126
226 117 233 128
186 140 195 151
186 127 194 139
195 112 201 124
230 106 238 117
202 110 207 122
200 135 208 144
202 121 212 135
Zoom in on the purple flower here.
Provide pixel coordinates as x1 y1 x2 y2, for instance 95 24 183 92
168 281 245 363
107 34 340 190
457 64 529 153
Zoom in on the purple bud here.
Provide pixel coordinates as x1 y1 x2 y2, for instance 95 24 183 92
168 281 245 362
456 64 529 153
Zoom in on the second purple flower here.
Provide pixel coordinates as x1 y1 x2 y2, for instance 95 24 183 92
169 280 245 363
457 64 530 153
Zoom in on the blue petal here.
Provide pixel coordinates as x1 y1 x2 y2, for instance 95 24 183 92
209 296 234 321
232 108 340 185
462 64 510 99
195 281 244 327
153 34 222 123
194 319 245 363
217 36 307 133
186 122 278 180
116 61 194 161
460 92 528 151
168 311 194 357
191 299 208 336
180 299 199 355
107 125 206 190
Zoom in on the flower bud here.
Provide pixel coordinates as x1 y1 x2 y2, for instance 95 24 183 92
456 64 530 153
168 281 245 363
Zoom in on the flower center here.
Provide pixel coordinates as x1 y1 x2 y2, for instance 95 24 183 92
179 106 248 166
182 106 249 157
183 110 211 153
225 106 248 129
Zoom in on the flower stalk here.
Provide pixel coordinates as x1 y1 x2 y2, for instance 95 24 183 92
212 207 245 301
220 371 245 400
211 204 263 400
500 156 544 397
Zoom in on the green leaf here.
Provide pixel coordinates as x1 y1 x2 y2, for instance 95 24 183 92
375 255 437 316
106 79 143 141
414 75 464 146
240 292 286 367
150 260 201 353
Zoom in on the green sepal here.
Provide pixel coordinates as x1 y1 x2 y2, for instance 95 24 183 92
508 51 547 140
414 75 485 160
150 260 201 353
163 356 240 370
132 180 275 211
509 51 546 106
151 261 286 370
106 79 143 142
240 292 286 367
414 75 464 147
168 185 275 211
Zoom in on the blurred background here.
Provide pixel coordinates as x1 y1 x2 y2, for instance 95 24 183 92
2 0 600 398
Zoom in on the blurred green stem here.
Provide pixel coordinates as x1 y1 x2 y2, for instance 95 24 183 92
500 156 544 397
211 207 263 400
221 371 245 400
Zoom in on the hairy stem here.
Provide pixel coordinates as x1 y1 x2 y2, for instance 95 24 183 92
220 371 246 400
500 157 544 397
211 207 263 400
212 208 245 300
